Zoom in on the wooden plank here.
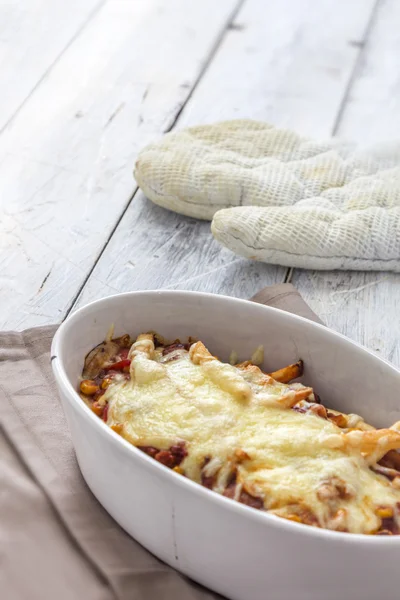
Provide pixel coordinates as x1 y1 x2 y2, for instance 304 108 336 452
0 0 241 330
73 193 279 306
334 0 400 144
176 0 376 137
75 0 376 310
291 0 400 367
0 0 103 132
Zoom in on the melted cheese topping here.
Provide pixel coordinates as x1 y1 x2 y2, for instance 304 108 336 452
104 344 400 534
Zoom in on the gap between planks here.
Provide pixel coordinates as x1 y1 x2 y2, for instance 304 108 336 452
72 0 381 313
0 0 108 137
64 0 247 319
0 0 247 330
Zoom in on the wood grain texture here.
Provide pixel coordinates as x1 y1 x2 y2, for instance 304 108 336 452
291 270 399 365
177 0 376 137
75 0 375 310
0 0 103 132
74 191 280 308
334 0 400 144
0 0 241 330
291 0 400 367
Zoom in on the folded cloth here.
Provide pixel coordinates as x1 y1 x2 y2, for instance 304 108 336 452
0 284 320 600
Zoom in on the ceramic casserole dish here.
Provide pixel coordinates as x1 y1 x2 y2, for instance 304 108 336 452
51 290 400 600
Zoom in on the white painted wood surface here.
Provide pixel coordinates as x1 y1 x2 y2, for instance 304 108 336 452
176 0 376 137
0 0 240 329
0 0 103 132
1 0 399 371
291 0 400 367
74 0 376 309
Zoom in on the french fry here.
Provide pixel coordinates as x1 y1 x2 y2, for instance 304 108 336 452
268 360 303 383
128 333 155 360
279 387 314 408
237 362 312 407
189 341 215 364
332 414 400 472
350 429 400 459
236 363 273 385
235 360 251 369
325 428 400 464
190 341 251 402
327 410 348 428
128 333 167 383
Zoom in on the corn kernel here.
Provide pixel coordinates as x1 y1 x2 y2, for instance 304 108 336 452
285 514 302 523
80 380 99 395
173 466 184 475
376 506 393 519
111 423 123 435
101 378 112 390
91 401 103 417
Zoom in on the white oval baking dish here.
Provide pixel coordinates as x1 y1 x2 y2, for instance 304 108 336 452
51 290 400 600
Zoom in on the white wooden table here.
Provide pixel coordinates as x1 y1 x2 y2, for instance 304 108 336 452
1 0 399 366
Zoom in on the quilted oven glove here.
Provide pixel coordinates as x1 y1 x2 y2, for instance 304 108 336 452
134 120 400 272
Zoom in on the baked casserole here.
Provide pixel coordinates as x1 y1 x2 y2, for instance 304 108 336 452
78 331 400 536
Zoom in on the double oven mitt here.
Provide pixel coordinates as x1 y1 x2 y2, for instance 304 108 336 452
134 120 400 272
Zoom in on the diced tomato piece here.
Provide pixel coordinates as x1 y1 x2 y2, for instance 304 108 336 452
104 359 131 371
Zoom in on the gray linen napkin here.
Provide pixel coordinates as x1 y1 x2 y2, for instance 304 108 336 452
0 284 321 600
